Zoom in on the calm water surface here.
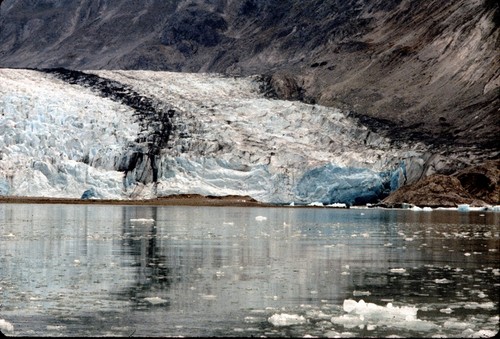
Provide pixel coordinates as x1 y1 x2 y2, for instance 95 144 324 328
0 204 498 337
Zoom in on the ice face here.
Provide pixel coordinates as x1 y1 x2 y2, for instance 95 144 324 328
0 69 429 203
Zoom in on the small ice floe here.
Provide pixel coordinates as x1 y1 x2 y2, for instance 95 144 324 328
144 297 168 305
326 203 347 208
255 216 267 221
443 320 470 330
130 218 155 224
0 319 14 332
463 301 495 310
268 313 307 326
457 204 469 212
308 201 324 207
434 278 453 284
331 299 438 332
201 294 217 300
466 330 498 338
353 290 371 296
411 206 422 211
422 207 432 211
222 221 234 225
390 268 406 274
439 307 453 314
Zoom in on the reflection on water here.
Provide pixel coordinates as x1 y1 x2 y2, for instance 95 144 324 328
0 204 498 337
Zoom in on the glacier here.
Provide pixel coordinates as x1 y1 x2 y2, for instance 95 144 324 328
0 68 429 204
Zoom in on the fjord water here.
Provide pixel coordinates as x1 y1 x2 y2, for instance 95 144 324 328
0 204 498 337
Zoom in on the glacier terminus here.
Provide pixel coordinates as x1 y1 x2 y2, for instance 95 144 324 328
1 68 434 205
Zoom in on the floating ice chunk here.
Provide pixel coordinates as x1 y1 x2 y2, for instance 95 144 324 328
491 205 500 212
352 290 371 296
327 203 347 208
463 301 495 310
130 218 155 223
422 207 432 211
255 216 267 221
457 204 470 212
201 294 217 300
332 299 437 332
469 329 498 338
411 206 422 211
308 201 324 207
268 313 307 326
144 297 168 305
443 320 470 330
439 307 453 314
390 268 406 273
434 278 453 284
0 319 14 332
343 299 419 320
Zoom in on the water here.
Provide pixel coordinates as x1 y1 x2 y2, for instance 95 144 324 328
0 204 498 337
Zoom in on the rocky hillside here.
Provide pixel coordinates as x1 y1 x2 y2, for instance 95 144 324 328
1 0 498 149
0 0 499 205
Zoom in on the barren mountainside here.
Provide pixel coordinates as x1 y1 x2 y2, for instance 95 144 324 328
0 0 499 205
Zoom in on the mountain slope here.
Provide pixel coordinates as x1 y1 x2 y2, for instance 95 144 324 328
1 0 498 152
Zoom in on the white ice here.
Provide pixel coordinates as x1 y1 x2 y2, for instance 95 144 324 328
0 319 14 332
268 313 307 326
331 299 438 332
0 69 430 204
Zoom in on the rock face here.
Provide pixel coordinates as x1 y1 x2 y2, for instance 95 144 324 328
382 160 500 207
381 174 488 208
455 159 500 205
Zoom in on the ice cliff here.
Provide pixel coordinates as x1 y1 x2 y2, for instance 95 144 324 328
0 68 429 205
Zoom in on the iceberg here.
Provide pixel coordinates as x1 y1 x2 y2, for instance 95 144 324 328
331 299 438 332
268 313 307 327
0 319 14 332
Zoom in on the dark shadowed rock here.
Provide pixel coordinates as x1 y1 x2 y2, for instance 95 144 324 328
384 150 500 208
382 174 488 208
455 159 500 205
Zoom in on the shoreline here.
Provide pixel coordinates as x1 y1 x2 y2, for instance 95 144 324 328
1 195 497 211
0 194 279 207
